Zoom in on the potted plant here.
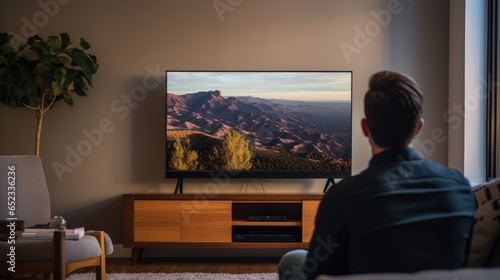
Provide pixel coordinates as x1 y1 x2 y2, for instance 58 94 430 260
0 32 99 156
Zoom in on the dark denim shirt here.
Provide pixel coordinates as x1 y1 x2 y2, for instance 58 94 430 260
305 147 476 280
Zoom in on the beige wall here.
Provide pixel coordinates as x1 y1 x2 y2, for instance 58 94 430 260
0 0 452 245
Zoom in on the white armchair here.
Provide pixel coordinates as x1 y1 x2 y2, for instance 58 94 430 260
0 155 113 280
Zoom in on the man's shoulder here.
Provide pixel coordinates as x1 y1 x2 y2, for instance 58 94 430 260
415 159 470 185
332 157 470 193
324 170 382 199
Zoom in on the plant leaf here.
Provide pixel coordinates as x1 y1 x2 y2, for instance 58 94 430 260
89 54 97 64
60 33 70 50
47 36 61 54
71 48 87 65
62 92 73 107
52 67 67 96
28 37 48 58
24 80 38 95
0 33 12 48
34 61 51 76
7 84 19 105
54 68 62 83
88 54 99 73
26 35 42 46
52 81 63 96
18 64 32 80
79 38 91 50
21 95 30 106
71 48 95 85
57 54 72 67
12 90 20 105
6 64 19 83
66 81 74 92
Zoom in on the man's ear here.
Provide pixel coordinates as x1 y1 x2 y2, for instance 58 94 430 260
414 118 424 136
361 118 370 137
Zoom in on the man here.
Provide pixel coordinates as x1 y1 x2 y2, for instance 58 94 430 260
278 71 476 280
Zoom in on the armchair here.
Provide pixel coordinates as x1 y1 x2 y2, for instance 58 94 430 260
0 155 113 280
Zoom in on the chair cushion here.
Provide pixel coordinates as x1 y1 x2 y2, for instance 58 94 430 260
467 179 500 267
0 235 102 263
65 235 102 263
85 230 114 255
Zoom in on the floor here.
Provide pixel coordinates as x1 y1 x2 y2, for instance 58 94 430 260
3 257 280 279
93 257 280 274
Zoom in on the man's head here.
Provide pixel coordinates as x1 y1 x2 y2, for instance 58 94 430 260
362 71 424 149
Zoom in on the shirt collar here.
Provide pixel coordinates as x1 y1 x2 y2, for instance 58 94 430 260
368 147 424 167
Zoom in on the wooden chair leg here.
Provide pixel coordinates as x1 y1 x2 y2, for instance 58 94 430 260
53 231 66 280
90 231 106 280
97 263 106 280
43 273 53 280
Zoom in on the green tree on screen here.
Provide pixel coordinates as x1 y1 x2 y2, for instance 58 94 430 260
169 137 199 170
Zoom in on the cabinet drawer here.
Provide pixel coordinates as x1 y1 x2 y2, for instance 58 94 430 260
302 200 321 242
134 200 181 242
181 200 231 242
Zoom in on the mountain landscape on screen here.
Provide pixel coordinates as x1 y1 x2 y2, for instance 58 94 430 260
166 90 351 173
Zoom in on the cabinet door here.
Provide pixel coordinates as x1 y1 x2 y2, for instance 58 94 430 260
302 200 321 242
180 200 231 242
134 200 180 242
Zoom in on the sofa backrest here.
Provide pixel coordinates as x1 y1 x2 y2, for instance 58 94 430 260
467 179 500 267
485 235 500 267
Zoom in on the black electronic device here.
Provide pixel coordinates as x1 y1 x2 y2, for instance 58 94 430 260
232 226 300 242
234 233 297 242
248 215 287 221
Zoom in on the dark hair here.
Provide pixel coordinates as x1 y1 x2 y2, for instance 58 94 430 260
364 71 423 148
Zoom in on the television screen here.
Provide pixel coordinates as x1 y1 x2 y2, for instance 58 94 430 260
166 71 352 179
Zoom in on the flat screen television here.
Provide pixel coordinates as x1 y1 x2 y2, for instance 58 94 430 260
165 71 352 183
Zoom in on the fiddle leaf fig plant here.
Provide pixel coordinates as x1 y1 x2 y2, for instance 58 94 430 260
0 32 99 156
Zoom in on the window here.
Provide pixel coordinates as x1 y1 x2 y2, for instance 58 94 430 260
487 0 500 179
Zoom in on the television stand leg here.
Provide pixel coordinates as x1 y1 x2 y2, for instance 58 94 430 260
323 178 335 193
174 178 183 194
130 248 143 265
